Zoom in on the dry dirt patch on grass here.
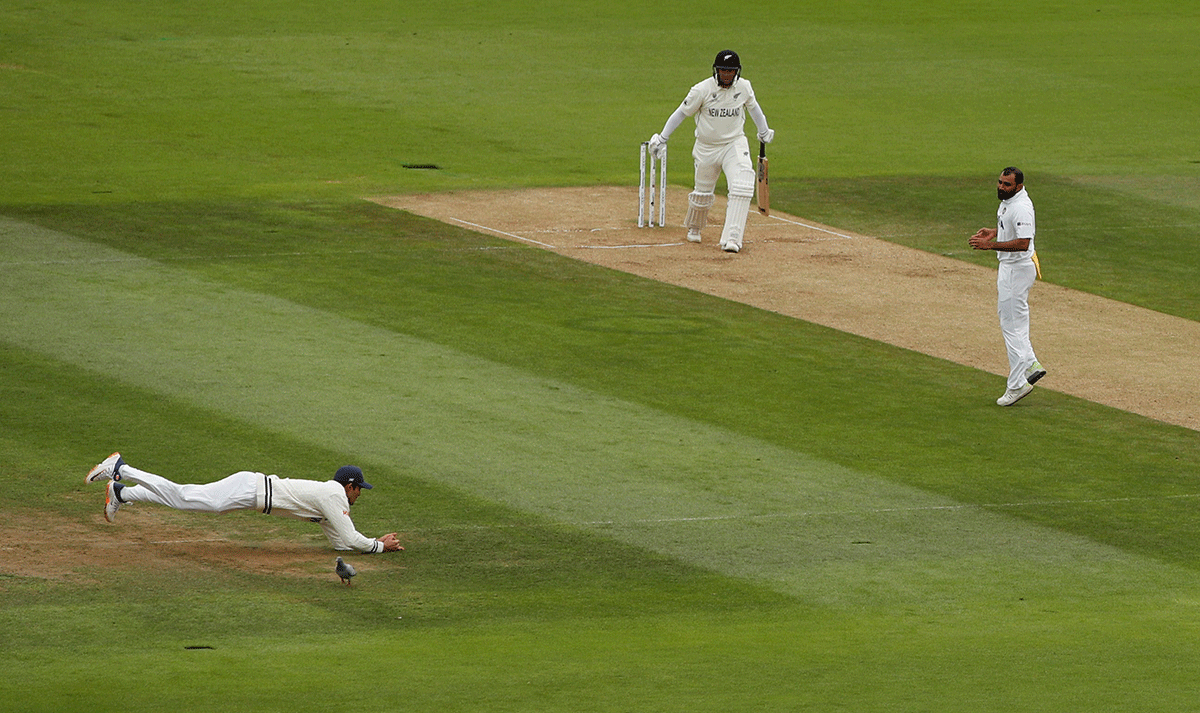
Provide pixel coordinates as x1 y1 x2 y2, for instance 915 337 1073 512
0 506 352 587
377 186 1200 432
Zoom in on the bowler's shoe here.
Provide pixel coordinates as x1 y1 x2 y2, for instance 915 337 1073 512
997 382 1034 407
1025 361 1047 385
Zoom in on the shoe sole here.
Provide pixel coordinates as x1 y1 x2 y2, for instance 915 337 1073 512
1026 369 1046 385
86 452 121 483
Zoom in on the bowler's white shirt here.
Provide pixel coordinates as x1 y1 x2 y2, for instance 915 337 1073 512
996 187 1036 264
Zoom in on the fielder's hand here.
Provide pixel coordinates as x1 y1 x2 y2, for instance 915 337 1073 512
757 128 775 144
380 532 405 552
648 133 667 159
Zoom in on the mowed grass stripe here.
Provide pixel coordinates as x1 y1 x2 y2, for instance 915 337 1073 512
16 609 1200 713
6 217 1200 614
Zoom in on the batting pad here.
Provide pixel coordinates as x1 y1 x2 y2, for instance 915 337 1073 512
721 194 752 247
685 191 715 231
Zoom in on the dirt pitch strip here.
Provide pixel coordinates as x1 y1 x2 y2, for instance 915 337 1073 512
377 186 1200 432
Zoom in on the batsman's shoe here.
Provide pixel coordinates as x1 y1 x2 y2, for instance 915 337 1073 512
996 382 1034 407
721 242 740 253
687 230 702 243
1025 361 1047 385
104 482 125 522
86 452 126 483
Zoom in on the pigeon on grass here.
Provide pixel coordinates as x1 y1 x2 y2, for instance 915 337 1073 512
335 557 357 586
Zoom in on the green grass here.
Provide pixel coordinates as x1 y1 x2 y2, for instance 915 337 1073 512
5 1 1199 197
5 202 1200 711
3 1 1200 711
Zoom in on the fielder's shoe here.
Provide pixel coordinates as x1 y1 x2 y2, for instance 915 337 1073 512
721 242 740 253
104 482 125 522
86 452 126 483
687 230 702 243
996 382 1034 406
1025 361 1047 385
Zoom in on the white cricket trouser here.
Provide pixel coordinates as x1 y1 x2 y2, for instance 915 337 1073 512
118 466 258 514
692 136 755 196
997 260 1039 390
693 136 756 249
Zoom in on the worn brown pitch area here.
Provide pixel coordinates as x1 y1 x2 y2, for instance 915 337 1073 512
376 186 1200 432
0 506 382 586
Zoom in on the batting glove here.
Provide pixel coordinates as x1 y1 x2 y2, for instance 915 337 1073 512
648 133 667 158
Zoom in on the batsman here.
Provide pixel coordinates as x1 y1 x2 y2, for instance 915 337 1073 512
648 50 775 253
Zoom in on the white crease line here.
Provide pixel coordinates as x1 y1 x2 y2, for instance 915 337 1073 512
767 214 857 240
448 217 556 248
449 217 689 250
577 242 688 249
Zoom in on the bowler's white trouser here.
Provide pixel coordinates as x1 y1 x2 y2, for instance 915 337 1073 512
118 466 258 514
997 260 1039 390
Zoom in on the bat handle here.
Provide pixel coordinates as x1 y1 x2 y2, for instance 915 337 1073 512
759 141 766 158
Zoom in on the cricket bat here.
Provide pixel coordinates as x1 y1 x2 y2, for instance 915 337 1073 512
756 141 770 216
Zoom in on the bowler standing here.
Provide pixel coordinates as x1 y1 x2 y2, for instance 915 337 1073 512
969 166 1047 406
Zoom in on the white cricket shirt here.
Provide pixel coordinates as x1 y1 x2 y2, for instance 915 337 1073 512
996 187 1036 264
677 77 762 146
255 475 385 553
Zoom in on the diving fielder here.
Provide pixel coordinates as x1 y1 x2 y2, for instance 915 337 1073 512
86 453 405 553
648 50 774 253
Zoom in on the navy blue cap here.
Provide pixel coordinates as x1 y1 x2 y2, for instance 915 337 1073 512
333 465 373 489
